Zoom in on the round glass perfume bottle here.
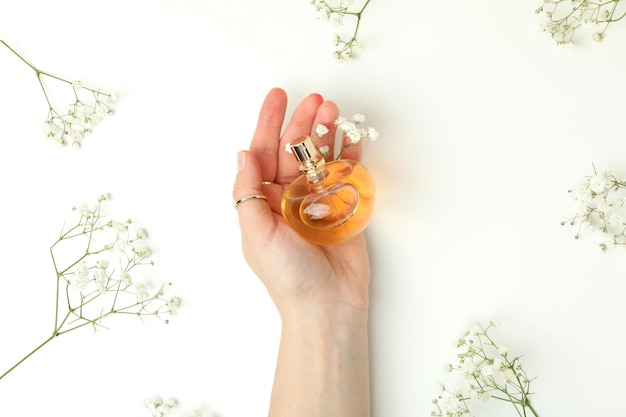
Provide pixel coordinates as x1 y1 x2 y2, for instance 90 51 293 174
281 136 375 246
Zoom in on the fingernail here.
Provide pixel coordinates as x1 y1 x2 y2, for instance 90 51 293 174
237 151 246 172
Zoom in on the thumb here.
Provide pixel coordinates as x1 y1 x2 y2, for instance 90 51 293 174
233 151 273 235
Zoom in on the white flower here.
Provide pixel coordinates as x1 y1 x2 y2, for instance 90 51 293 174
501 368 514 382
163 398 177 408
71 263 90 290
74 202 89 214
498 346 508 356
329 16 343 26
589 174 610 193
93 269 107 293
570 185 592 202
599 9 611 21
346 129 362 144
108 91 120 103
135 282 149 300
490 316 501 327
351 113 365 123
444 395 461 411
75 263 89 279
96 259 110 269
72 80 83 89
110 220 127 233
334 116 346 126
480 364 494 377
42 122 54 134
461 358 476 376
471 390 490 404
167 296 181 316
339 121 357 132
315 124 329 137
121 272 132 286
367 127 379 141
442 363 453 373
319 145 330 156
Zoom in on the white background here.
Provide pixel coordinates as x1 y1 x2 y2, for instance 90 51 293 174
1 1 626 416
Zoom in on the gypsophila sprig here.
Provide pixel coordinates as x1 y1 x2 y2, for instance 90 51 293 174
1 40 119 149
310 0 372 61
0 195 179 381
285 112 378 159
142 396 206 417
536 0 626 46
318 113 378 159
562 167 626 251
432 318 540 417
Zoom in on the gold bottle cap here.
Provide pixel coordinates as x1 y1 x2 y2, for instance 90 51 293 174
290 135 327 181
291 136 321 164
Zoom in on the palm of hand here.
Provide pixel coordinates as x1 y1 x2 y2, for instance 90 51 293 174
234 88 370 314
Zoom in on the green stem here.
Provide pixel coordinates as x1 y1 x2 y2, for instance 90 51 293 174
1 40 67 111
359 0 371 16
0 40 71 83
0 334 56 380
526 400 540 417
0 39 40 72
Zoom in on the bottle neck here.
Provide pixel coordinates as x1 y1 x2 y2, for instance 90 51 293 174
301 159 329 185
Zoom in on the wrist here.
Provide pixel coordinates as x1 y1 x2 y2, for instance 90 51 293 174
278 302 369 354
279 297 369 327
270 301 370 417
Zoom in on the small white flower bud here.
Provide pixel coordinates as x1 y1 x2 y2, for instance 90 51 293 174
315 124 329 137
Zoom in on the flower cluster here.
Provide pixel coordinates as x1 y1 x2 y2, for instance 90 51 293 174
563 168 626 251
142 397 205 417
1 40 118 149
285 112 378 160
432 318 539 417
0 194 179 381
310 0 372 61
61 195 179 323
536 0 625 46
320 113 378 158
41 83 119 149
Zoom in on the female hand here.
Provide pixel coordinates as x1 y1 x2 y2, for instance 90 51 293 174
232 87 371 317
233 87 372 417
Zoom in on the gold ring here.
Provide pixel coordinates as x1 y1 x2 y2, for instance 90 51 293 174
261 181 274 185
233 194 268 208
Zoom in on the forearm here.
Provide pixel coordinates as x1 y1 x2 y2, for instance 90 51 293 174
268 306 370 417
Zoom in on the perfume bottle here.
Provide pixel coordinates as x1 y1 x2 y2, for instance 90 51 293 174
281 136 375 246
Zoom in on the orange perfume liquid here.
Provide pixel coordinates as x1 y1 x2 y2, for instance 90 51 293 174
281 137 375 246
